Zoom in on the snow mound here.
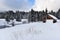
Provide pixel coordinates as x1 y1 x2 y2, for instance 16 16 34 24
0 20 60 40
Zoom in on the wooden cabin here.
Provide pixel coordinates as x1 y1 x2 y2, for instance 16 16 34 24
42 14 57 23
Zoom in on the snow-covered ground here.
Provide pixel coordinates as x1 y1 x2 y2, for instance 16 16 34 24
0 19 60 40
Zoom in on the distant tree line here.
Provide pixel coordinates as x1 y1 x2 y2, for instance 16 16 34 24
0 8 60 23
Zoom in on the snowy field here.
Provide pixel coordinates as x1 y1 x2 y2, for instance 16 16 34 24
0 19 60 40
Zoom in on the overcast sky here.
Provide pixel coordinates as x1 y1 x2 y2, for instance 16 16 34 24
0 0 60 12
33 0 60 12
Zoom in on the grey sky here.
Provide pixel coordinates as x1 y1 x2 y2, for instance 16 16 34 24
0 0 35 11
5 0 35 11
0 0 60 12
33 0 60 12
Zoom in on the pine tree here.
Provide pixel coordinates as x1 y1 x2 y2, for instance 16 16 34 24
5 15 10 24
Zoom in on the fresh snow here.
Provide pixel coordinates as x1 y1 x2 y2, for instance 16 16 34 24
0 19 60 40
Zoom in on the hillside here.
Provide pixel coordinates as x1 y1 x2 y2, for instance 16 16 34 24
0 19 60 40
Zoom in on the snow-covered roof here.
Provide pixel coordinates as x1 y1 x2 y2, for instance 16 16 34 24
48 14 58 20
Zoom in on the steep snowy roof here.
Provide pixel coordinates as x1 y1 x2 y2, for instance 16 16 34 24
48 14 58 20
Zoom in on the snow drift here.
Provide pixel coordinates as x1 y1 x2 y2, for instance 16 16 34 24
0 19 60 40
